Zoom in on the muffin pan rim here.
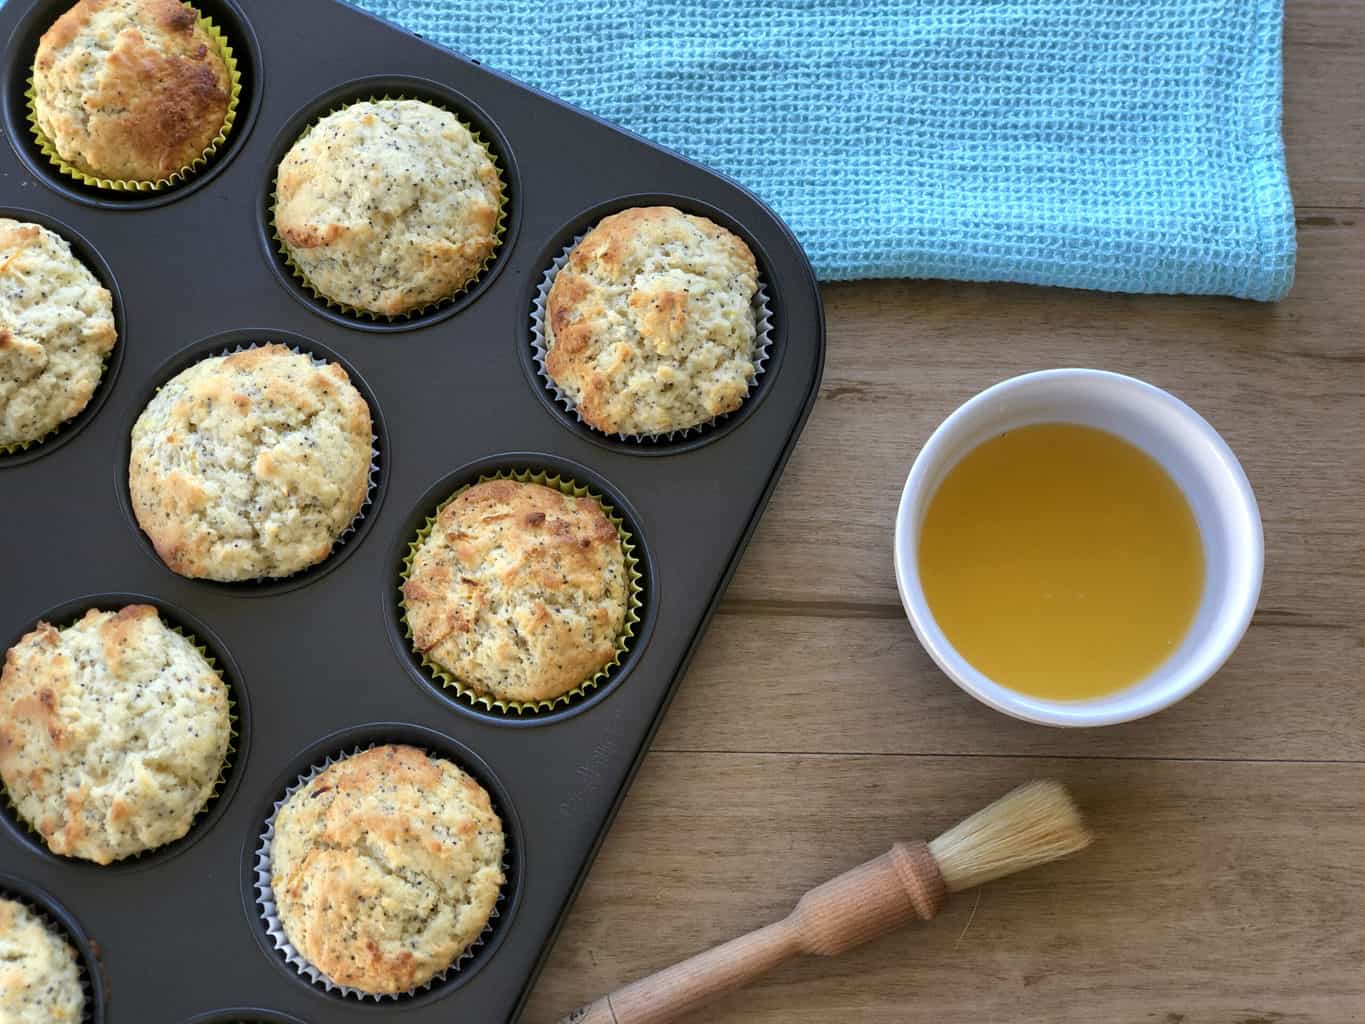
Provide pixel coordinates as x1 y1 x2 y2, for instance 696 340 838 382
0 591 252 874
0 0 265 210
113 328 391 597
182 1012 308 1024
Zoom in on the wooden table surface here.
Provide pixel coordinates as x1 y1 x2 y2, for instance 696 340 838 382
526 5 1364 1021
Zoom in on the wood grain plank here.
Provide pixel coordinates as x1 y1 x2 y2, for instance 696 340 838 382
652 611 1364 761
525 11 1365 1021
726 214 1365 621
525 752 1363 1023
1285 2 1365 207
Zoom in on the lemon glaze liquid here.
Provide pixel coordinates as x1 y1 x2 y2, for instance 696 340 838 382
918 423 1205 701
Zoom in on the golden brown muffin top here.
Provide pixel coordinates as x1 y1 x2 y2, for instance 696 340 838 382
128 344 374 582
0 605 231 864
402 480 629 704
274 100 502 316
0 898 84 1022
545 206 760 436
0 218 116 447
270 745 505 994
33 0 231 182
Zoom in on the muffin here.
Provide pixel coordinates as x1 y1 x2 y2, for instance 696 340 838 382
0 605 231 865
0 219 117 448
0 898 84 1022
128 344 373 581
402 480 629 705
32 0 232 183
269 745 504 995
544 206 760 436
274 99 502 316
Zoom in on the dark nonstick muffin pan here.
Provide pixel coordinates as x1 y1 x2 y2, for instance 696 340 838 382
0 0 825 1020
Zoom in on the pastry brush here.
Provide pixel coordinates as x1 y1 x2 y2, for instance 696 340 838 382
559 779 1091 1024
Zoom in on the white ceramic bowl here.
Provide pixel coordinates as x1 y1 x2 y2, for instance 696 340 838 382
893 369 1263 727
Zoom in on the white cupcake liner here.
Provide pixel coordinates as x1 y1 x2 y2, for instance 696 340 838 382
253 742 509 1002
208 342 380 582
530 234 774 443
0 889 95 1023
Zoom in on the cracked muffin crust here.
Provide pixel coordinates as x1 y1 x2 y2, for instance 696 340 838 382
0 218 117 448
0 605 231 865
402 480 629 705
32 0 232 183
128 344 373 582
0 898 84 1022
544 205 760 436
274 99 502 316
269 744 505 995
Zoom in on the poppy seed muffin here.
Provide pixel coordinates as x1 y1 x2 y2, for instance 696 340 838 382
544 206 760 436
32 0 232 183
269 744 505 995
0 219 116 448
128 344 373 581
274 99 502 316
0 898 84 1022
0 605 231 865
402 480 629 705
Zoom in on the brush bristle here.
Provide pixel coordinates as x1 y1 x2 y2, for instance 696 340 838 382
927 780 1092 893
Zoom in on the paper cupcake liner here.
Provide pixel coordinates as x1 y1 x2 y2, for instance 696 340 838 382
253 743 510 1002
0 888 95 1023
0 613 237 865
398 468 644 716
25 3 241 191
531 233 774 442
0 434 48 456
268 94 508 322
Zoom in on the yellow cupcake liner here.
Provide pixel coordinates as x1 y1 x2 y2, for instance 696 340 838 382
2 429 53 456
399 469 644 715
0 610 239 864
269 94 508 321
0 348 115 456
25 4 241 191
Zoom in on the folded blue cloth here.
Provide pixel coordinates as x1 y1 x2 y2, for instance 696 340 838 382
355 0 1295 300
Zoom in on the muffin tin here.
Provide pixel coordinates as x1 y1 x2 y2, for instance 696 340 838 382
0 0 824 1020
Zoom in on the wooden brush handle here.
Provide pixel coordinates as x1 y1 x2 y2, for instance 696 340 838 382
559 840 947 1024
562 920 800 1024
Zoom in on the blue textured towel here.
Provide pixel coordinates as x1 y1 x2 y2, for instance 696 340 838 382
354 0 1296 300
